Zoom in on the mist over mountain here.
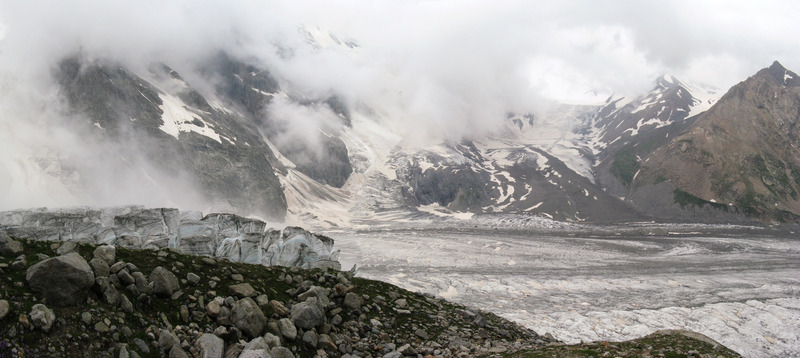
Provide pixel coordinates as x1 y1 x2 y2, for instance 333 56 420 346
1 1 799 225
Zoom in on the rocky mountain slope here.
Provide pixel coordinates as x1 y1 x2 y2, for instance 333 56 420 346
0 223 741 358
608 61 800 223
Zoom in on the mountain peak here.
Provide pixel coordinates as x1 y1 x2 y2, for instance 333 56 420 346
769 60 786 71
759 60 798 86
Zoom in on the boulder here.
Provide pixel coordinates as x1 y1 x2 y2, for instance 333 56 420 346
263 333 281 348
26 252 95 306
149 266 179 297
29 304 56 332
158 330 180 352
240 337 271 357
277 318 297 341
196 333 224 358
343 292 362 311
302 330 318 348
89 258 110 277
0 231 23 257
231 297 267 338
229 283 256 298
93 245 116 265
270 347 295 358
317 334 337 351
0 300 9 320
290 297 325 330
169 346 189 358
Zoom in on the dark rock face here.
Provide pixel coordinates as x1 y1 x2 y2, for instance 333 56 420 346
25 252 95 306
56 56 287 220
210 52 353 188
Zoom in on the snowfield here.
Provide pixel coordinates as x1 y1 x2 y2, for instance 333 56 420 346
327 224 800 358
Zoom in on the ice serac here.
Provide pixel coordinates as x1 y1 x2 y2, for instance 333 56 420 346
0 206 341 270
56 56 287 220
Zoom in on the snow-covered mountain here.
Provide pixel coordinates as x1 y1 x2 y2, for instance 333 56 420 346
10 26 800 226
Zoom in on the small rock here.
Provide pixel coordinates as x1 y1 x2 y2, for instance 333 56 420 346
256 294 269 307
317 334 337 351
263 333 281 348
93 245 116 265
120 294 134 313
394 298 408 309
110 261 127 274
231 297 267 338
55 241 78 255
270 300 289 316
187 273 200 285
206 300 221 318
169 346 189 358
29 304 56 332
291 297 325 330
119 346 129 358
277 318 297 341
180 305 190 323
229 283 257 298
90 258 111 277
149 266 179 297
81 311 92 325
270 347 295 358
118 270 136 285
383 351 402 358
158 330 180 352
195 333 224 358
0 232 24 257
343 292 362 311
0 300 10 320
10 256 27 271
414 328 428 340
230 273 244 282
95 321 110 332
303 330 318 348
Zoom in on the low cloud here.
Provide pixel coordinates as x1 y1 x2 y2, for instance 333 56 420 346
1 0 798 210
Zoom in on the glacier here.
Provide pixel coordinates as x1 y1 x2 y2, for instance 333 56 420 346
328 222 800 358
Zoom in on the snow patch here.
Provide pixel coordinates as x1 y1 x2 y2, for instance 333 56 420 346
158 92 223 143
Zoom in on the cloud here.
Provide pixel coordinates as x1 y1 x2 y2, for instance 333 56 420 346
1 0 798 210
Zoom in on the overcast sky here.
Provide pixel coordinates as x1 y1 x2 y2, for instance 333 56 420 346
2 0 799 100
1 0 799 211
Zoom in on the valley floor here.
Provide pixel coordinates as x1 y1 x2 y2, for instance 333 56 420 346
326 223 800 358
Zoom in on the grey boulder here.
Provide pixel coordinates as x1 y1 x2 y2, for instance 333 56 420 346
26 252 95 306
290 297 325 330
231 297 267 338
195 333 224 358
0 232 24 257
149 266 179 297
29 304 56 332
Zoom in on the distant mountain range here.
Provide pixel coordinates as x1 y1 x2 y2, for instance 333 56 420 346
12 30 800 225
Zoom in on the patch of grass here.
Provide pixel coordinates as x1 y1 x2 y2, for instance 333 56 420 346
611 147 640 186
501 330 741 358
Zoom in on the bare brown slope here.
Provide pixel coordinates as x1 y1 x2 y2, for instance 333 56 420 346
636 61 800 221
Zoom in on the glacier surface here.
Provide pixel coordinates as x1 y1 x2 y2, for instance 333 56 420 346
329 224 800 358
